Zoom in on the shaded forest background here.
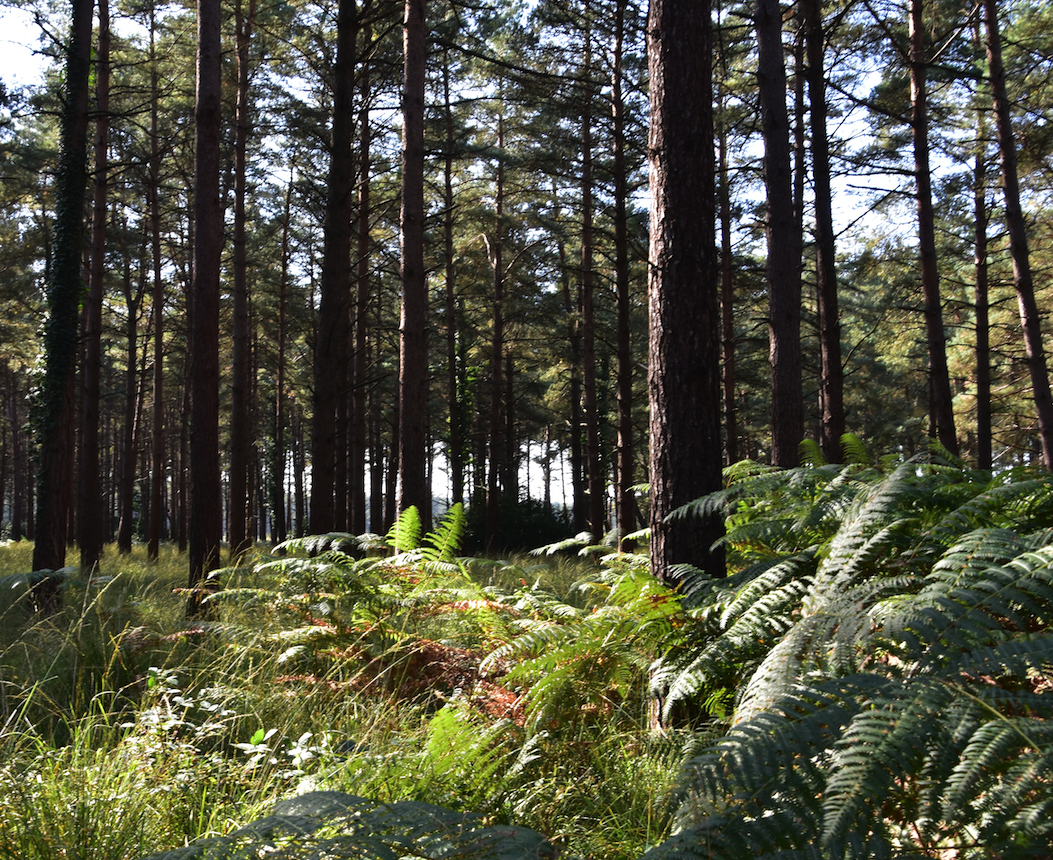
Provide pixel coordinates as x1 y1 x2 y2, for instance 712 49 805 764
1 0 1053 571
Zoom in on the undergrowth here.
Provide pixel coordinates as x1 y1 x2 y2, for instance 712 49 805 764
2 452 1053 859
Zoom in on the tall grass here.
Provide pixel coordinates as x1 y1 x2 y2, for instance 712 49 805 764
0 539 674 860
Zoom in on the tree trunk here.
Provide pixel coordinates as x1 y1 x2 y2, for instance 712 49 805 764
442 47 463 509
718 124 737 466
647 0 725 582
973 141 992 469
8 378 25 541
187 0 225 617
983 0 1053 469
801 0 845 462
148 9 165 560
580 16 604 539
177 355 189 552
558 227 586 533
504 350 517 497
33 0 94 594
229 0 257 561
116 234 140 553
485 113 506 548
272 162 293 543
756 0 803 468
292 405 306 537
612 0 635 548
311 0 356 534
397 0 430 522
78 0 109 572
910 0 958 455
352 24 371 534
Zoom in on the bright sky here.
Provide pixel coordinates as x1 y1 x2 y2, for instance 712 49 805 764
0 6 50 91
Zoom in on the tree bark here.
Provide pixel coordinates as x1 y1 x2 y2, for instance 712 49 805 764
397 0 430 522
229 0 257 560
485 113 506 549
78 0 110 572
148 8 165 560
647 0 725 582
801 0 845 462
272 162 293 543
910 0 958 455
983 0 1053 469
116 240 141 554
718 124 737 466
612 0 635 548
973 142 992 469
187 0 225 617
756 0 803 468
33 0 94 593
311 0 356 534
7 379 25 541
580 15 604 540
352 18 372 534
442 47 463 509
558 227 586 533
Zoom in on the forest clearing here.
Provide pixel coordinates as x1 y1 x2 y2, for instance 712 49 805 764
2 453 1053 859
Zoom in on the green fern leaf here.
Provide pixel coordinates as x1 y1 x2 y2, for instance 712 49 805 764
422 503 465 565
387 506 422 554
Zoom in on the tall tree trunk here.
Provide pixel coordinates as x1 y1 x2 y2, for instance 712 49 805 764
8 378 25 540
983 0 1053 469
910 0 958 455
187 0 225 617
647 0 725 582
397 0 430 521
442 47 463 508
311 0 356 534
229 0 257 561
757 0 803 468
485 113 506 548
369 380 384 531
0 409 7 539
718 124 738 465
612 0 634 547
385 362 400 530
801 0 845 462
504 350 516 497
352 23 371 534
148 9 165 560
580 15 604 539
33 0 94 594
973 140 992 469
78 0 109 571
177 356 189 552
292 404 306 536
116 242 140 553
556 190 586 532
272 162 293 543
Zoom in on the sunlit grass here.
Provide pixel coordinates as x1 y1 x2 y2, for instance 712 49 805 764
0 538 670 860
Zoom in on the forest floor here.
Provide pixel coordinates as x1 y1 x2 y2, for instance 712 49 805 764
0 537 684 860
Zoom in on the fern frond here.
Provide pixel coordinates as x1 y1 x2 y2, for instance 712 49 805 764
387 506 422 553
821 678 954 848
481 622 574 673
930 474 1053 540
720 553 817 629
734 576 907 724
531 531 594 555
839 432 871 466
422 503 465 565
884 545 1053 672
275 532 361 557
